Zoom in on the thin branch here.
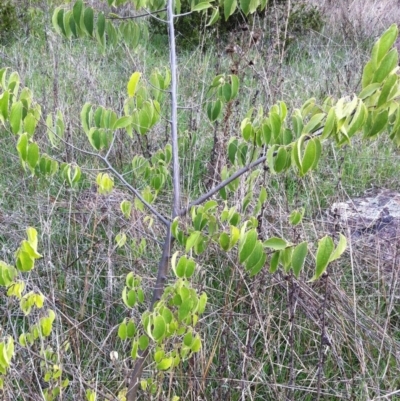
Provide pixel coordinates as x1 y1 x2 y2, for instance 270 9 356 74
174 11 193 17
107 8 167 21
180 154 267 215
38 119 171 227
105 129 117 160
180 125 326 216
101 157 171 226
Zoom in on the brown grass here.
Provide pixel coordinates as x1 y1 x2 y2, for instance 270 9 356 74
309 0 400 38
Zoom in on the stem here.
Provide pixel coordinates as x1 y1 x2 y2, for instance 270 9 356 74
127 228 174 400
316 273 330 401
287 274 295 401
127 0 180 397
168 0 181 219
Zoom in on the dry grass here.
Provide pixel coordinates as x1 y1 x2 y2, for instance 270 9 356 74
310 0 400 39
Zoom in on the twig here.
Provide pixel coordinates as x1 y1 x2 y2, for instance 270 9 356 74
107 8 167 21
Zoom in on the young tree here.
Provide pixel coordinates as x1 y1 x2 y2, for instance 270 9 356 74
0 0 399 399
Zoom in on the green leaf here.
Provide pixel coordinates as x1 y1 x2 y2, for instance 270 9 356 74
69 12 78 37
63 10 73 38
81 103 92 134
219 232 230 251
372 49 398 83
120 200 132 218
21 240 41 260
191 336 202 352
157 358 173 371
270 112 281 141
193 212 207 231
94 106 103 128
365 109 388 137
310 235 334 281
377 74 398 107
127 72 141 97
26 227 39 252
244 240 266 276
362 60 375 89
204 200 218 211
73 0 83 25
239 230 257 263
230 75 239 99
207 100 222 122
10 101 23 134
152 315 166 341
329 233 347 262
229 225 240 248
224 0 237 20
192 1 213 11
261 121 272 144
178 301 191 322
138 335 149 351
311 137 321 169
0 90 9 122
274 146 288 173
122 288 136 308
186 231 201 252
291 241 308 278
346 100 367 138
175 255 186 278
241 191 252 212
115 232 127 248
259 187 267 203
249 252 267 276
303 113 325 134
16 133 28 162
118 321 127 340
292 135 305 172
264 237 288 250
292 112 303 137
27 143 40 172
113 116 132 130
289 208 305 225
358 82 382 99
219 83 232 102
106 20 118 46
184 258 196 278
240 0 250 14
68 165 81 185
301 138 316 176
97 12 106 39
0 67 8 89
206 7 220 26
56 8 66 36
280 246 293 273
371 23 398 66
83 7 94 36
244 241 263 270
198 292 207 315
241 119 253 141
126 320 136 338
